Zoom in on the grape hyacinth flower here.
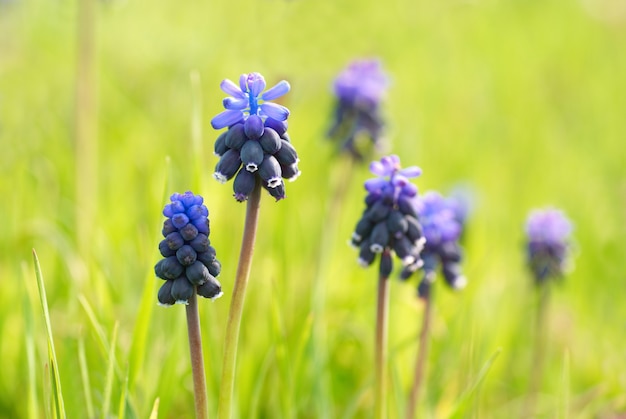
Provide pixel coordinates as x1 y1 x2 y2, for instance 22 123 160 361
211 72 300 201
351 155 425 277
411 191 467 298
155 191 222 305
328 59 389 160
350 155 424 419
525 208 573 285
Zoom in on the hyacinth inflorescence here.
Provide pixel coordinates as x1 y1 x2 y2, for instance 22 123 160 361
350 155 425 278
211 72 300 202
328 59 389 160
525 208 573 285
155 192 223 305
414 191 467 297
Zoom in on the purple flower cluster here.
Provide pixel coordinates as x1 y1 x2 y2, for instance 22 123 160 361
155 192 222 305
414 191 466 297
327 59 389 160
351 155 425 278
525 208 573 284
211 73 300 201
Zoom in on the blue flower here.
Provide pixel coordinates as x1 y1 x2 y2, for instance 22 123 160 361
351 155 425 277
414 191 467 296
211 73 300 202
525 208 573 284
155 191 223 305
327 59 389 160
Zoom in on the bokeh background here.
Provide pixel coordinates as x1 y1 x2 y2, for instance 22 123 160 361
1 0 625 417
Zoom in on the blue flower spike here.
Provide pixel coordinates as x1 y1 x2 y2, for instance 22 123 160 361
351 155 425 277
412 191 467 298
211 72 299 201
155 191 223 306
328 59 389 160
525 208 573 285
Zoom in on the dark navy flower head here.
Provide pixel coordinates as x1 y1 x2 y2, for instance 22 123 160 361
350 155 425 278
327 59 389 160
413 191 467 297
525 208 573 284
211 72 299 201
155 191 223 306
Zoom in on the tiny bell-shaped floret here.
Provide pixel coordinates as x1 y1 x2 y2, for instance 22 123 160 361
241 140 265 172
225 124 247 150
258 155 282 188
233 168 257 202
214 149 242 183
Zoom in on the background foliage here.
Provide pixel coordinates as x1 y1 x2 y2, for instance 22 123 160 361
1 0 625 417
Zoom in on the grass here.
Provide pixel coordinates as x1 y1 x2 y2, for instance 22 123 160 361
2 0 626 417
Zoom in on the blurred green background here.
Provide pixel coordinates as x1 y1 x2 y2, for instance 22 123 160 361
1 0 625 417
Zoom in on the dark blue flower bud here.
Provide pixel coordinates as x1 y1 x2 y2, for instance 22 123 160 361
163 200 185 217
162 219 176 236
159 239 175 257
380 251 393 278
155 256 184 280
233 168 257 202
191 216 209 235
189 233 210 253
386 210 408 237
405 215 424 244
393 235 417 266
264 117 287 136
397 195 418 218
196 247 217 266
214 132 228 156
171 277 194 303
171 213 189 229
265 181 286 201
157 280 176 306
352 217 374 245
259 155 282 188
225 123 247 150
365 200 391 223
214 149 242 183
440 241 462 263
206 258 221 277
187 204 208 221
442 262 466 290
185 261 212 286
244 115 264 140
274 139 299 166
358 239 376 267
280 163 301 181
179 222 198 241
176 244 197 266
369 222 390 253
241 140 264 172
259 128 281 154
197 278 223 300
165 231 184 251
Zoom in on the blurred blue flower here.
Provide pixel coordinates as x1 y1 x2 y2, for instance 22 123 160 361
415 191 467 296
350 155 425 277
211 72 300 201
155 191 223 305
525 208 573 284
327 59 389 160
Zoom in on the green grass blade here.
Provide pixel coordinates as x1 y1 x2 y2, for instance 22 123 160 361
78 294 110 358
78 336 95 418
101 322 119 419
32 249 66 419
448 347 502 419
23 273 40 419
148 398 160 419
118 367 130 419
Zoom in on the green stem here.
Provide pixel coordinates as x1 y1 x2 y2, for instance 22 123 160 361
406 284 434 419
186 290 209 419
524 283 550 417
374 266 390 419
217 182 262 419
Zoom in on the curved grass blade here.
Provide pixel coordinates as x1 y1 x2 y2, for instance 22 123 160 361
32 249 66 419
101 322 119 419
78 336 95 418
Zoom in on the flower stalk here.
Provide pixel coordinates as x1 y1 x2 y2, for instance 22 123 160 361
217 181 261 419
374 251 391 419
186 291 209 419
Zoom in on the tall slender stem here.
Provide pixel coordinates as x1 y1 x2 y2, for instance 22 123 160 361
217 182 262 419
186 291 209 419
524 283 550 417
374 268 390 419
406 284 434 419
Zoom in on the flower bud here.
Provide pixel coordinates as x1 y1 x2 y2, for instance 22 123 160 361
214 149 242 183
244 115 264 140
259 128 282 154
157 280 176 306
233 168 257 202
185 261 212 286
171 277 194 303
154 256 184 280
165 231 184 251
197 278 223 300
240 139 264 172
225 123 247 150
274 139 299 165
189 233 210 253
369 222 390 253
176 245 197 266
259 155 282 188
214 131 228 156
179 223 199 241
264 117 288 136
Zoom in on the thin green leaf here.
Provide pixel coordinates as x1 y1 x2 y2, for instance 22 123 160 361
78 336 95 419
32 249 66 419
101 322 119 419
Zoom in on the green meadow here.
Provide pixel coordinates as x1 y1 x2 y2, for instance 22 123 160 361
1 0 625 417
